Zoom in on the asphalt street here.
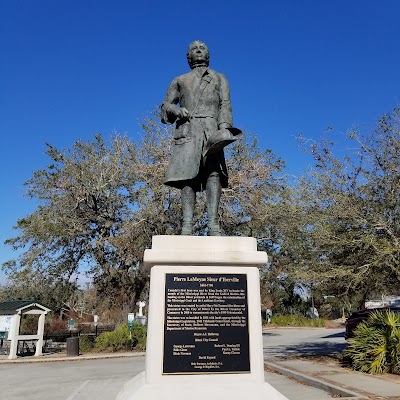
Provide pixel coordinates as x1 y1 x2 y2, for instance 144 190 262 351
0 357 145 400
262 327 346 357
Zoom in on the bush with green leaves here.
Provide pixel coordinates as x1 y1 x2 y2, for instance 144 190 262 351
270 314 325 327
344 310 400 374
79 334 95 353
95 323 147 352
130 323 147 350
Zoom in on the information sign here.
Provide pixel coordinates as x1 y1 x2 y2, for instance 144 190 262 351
0 331 8 340
163 273 250 374
128 313 135 331
0 316 12 333
68 319 75 330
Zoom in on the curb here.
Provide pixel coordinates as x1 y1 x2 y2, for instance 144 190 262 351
264 361 365 399
0 352 146 364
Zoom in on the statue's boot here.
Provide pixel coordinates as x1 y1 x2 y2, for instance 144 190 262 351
206 173 222 236
181 186 195 235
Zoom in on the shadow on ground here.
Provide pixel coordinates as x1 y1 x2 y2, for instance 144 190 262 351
264 341 347 357
321 332 345 339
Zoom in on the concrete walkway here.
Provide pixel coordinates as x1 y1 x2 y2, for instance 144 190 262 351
1 351 400 399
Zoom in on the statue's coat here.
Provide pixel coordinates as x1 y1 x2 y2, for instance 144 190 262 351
161 67 232 189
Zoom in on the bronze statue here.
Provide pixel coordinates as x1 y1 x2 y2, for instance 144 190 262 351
161 40 241 236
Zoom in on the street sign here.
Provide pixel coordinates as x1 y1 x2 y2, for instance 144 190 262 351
68 319 75 330
128 313 135 331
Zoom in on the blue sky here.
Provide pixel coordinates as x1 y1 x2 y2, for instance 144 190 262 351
1 0 400 280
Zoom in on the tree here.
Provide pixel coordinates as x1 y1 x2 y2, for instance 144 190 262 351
131 113 298 312
3 112 289 317
119 114 295 312
3 134 147 314
296 107 400 307
0 270 77 316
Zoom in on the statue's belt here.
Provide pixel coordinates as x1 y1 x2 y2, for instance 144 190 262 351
188 115 216 119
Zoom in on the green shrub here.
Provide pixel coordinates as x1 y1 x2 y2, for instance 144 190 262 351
270 314 325 327
79 334 95 353
344 310 400 374
131 323 147 351
95 323 147 352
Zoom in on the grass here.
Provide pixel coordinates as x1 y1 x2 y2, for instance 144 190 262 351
266 314 326 327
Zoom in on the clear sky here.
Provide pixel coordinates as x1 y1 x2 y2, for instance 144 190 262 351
1 0 400 278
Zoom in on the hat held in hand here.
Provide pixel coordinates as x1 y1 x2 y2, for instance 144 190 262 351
204 127 243 156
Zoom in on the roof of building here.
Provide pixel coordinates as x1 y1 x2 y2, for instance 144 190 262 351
0 300 51 315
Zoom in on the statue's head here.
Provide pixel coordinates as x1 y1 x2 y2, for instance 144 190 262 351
187 40 210 69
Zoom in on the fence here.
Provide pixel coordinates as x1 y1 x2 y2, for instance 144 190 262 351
0 324 116 356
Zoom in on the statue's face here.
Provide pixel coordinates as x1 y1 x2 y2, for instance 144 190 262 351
187 41 209 68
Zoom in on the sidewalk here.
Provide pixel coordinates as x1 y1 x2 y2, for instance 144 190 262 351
265 357 400 399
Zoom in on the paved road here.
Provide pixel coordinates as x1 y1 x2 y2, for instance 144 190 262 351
263 327 346 357
0 328 345 400
0 356 145 400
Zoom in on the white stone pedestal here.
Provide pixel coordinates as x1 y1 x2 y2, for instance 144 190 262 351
116 236 288 400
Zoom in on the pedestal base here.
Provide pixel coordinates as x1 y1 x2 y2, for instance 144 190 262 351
117 372 288 400
116 236 288 400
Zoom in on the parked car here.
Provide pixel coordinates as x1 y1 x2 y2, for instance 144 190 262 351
345 307 400 339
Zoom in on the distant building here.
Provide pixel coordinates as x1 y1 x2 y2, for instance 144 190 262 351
365 296 400 309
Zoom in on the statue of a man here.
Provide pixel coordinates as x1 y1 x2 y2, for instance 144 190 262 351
161 40 241 236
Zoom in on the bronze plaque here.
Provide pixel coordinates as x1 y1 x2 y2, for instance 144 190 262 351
163 273 250 374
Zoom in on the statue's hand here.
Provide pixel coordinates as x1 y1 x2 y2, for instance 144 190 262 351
165 105 189 122
176 107 189 119
218 122 232 129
